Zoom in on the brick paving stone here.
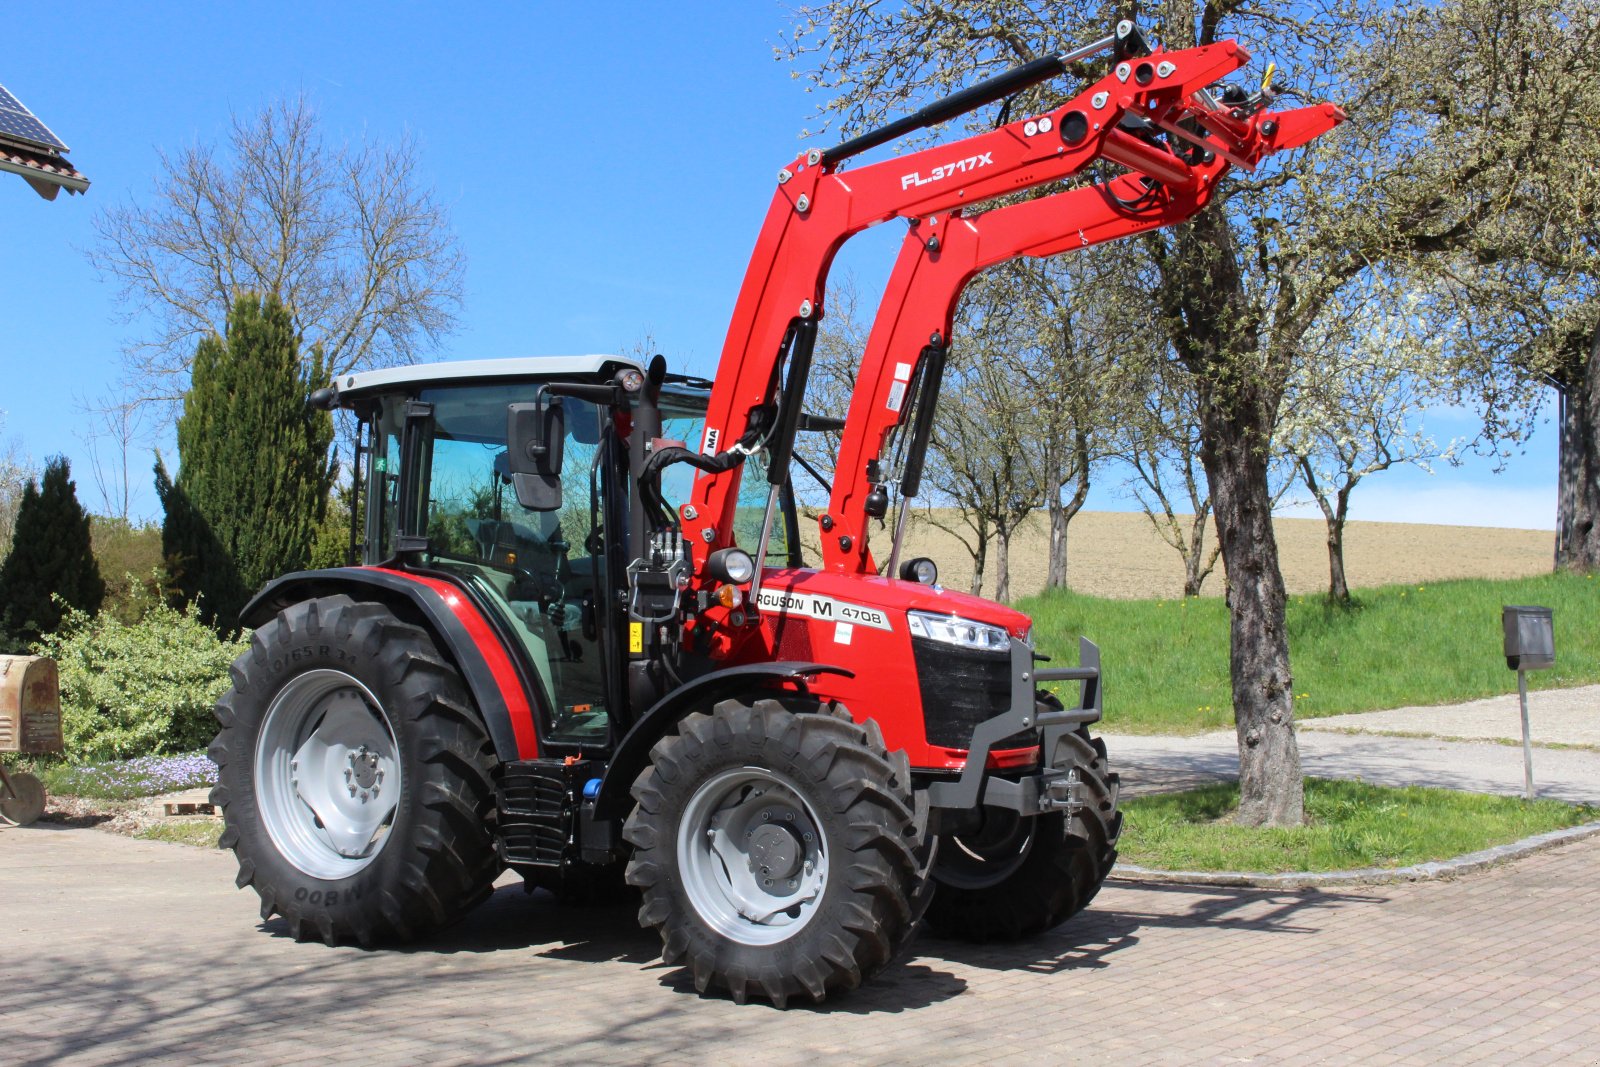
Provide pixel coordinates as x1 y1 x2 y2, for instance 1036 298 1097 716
4 824 1600 1065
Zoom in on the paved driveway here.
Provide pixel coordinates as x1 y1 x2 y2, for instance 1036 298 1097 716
3 824 1595 1065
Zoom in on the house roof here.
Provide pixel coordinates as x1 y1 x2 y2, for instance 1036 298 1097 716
0 82 88 200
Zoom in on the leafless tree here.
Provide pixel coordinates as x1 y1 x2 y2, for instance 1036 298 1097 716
89 95 465 404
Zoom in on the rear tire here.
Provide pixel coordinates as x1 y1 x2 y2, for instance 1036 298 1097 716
210 595 502 946
924 727 1120 942
623 698 927 1006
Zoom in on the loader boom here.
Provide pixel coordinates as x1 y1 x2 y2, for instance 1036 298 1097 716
678 31 1265 562
819 104 1346 575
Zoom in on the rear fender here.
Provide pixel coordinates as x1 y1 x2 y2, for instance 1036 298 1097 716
591 662 854 820
240 569 535 762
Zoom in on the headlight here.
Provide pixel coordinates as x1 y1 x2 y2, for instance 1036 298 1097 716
898 556 938 585
906 610 1012 652
706 547 755 584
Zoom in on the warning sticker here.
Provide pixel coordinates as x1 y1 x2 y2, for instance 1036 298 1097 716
886 380 907 412
629 622 644 653
754 588 893 631
893 362 914 381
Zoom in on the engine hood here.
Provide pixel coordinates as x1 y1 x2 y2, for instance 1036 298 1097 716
756 567 1031 638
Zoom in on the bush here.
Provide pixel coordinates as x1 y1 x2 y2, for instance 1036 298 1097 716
36 578 248 761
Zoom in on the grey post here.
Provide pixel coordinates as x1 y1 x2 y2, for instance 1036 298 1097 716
1501 605 1554 802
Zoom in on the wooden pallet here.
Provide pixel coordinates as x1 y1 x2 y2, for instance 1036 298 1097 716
162 790 219 817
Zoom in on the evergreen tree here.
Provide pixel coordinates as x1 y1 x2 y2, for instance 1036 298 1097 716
162 292 335 633
0 457 105 650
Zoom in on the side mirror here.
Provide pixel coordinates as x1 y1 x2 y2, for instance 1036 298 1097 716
507 398 565 511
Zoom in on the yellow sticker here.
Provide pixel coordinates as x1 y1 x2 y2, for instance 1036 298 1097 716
629 622 643 653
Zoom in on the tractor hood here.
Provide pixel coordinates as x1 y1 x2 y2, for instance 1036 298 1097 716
756 567 1032 639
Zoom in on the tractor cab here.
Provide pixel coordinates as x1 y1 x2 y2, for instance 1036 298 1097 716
328 355 799 753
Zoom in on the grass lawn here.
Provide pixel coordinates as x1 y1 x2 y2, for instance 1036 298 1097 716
1022 572 1600 733
138 821 224 848
1120 778 1600 872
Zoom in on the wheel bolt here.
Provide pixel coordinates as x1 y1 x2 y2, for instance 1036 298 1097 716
763 879 773 887
785 813 793 822
349 785 357 796
788 880 798 889
803 832 813 842
762 812 770 821
360 791 369 803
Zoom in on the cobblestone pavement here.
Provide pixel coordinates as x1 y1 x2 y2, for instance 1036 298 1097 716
4 824 1597 1066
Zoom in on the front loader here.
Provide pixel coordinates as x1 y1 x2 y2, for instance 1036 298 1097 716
211 22 1343 1006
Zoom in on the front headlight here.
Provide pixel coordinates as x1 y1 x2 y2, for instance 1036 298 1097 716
906 610 1012 653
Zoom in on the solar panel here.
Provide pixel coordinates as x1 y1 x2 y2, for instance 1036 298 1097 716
0 83 69 153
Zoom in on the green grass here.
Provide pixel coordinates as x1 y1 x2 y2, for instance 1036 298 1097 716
1021 573 1600 733
1121 778 1599 872
137 821 223 849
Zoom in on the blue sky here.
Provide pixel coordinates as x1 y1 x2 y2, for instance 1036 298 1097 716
1 2 1558 530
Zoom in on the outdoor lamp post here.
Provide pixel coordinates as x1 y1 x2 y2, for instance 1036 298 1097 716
1501 605 1555 801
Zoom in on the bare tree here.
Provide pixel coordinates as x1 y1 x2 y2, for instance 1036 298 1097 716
0 415 37 561
90 95 465 403
76 394 149 521
1121 358 1223 598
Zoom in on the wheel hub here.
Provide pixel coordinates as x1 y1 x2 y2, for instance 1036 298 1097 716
748 822 804 885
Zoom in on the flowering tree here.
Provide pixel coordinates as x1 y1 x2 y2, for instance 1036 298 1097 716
1280 281 1459 601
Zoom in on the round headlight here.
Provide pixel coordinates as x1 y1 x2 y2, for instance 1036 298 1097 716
707 547 755 585
899 557 938 586
617 368 646 392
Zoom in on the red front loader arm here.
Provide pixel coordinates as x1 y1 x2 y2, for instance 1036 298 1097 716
820 99 1346 575
677 29 1276 569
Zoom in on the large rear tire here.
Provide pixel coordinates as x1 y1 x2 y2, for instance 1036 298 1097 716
924 726 1120 942
210 595 501 946
623 699 927 1006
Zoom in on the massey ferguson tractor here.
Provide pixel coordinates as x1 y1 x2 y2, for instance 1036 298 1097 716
211 22 1343 1005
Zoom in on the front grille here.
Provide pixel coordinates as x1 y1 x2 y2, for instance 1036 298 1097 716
910 638 1033 750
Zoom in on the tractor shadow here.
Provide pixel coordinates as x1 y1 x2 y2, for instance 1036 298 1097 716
921 879 1390 976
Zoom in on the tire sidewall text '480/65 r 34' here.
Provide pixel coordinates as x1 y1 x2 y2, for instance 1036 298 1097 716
623 698 929 1007
209 594 502 946
925 724 1121 942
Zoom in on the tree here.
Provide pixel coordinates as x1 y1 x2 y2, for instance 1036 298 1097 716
1280 281 1459 600
160 292 336 633
785 0 1589 825
90 95 465 403
0 457 104 651
0 415 35 563
1120 354 1223 598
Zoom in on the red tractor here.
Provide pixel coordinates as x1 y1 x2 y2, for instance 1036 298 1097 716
212 23 1343 1005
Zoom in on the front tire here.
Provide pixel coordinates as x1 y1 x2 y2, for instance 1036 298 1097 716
623 698 926 1006
924 727 1121 942
210 595 501 946
0 770 46 826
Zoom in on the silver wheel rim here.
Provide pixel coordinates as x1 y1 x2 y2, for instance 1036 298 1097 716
677 766 829 946
255 669 401 879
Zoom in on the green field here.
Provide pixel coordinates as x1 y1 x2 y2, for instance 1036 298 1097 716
1022 573 1600 734
1119 778 1599 872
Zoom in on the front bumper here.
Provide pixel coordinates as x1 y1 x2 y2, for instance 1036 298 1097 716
925 636 1103 818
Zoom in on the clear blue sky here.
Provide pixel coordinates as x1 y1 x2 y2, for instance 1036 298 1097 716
1 2 1558 530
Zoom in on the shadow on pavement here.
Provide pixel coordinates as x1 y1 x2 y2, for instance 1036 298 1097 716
924 880 1389 975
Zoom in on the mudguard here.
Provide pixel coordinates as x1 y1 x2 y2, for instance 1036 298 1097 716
240 568 537 762
591 662 854 820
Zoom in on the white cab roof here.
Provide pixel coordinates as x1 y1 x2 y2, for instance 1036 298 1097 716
334 355 644 397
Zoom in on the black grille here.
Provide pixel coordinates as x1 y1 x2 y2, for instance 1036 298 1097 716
911 638 1032 750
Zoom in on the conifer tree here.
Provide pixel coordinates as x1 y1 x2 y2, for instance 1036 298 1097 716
0 457 105 650
161 292 335 633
